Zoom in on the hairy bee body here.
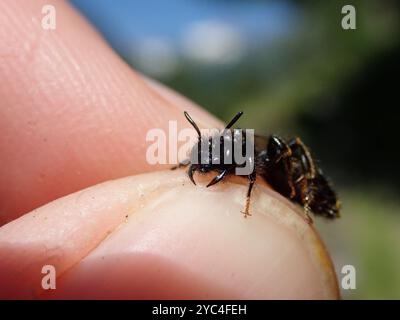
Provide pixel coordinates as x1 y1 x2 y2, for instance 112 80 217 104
178 111 340 220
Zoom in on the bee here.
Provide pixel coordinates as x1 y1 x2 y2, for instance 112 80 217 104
174 111 340 221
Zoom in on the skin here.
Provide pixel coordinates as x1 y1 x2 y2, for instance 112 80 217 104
0 0 339 299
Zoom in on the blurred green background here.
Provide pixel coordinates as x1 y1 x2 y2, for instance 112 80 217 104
71 0 400 299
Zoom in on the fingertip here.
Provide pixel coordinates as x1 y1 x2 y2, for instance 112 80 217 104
0 170 338 299
0 1 222 222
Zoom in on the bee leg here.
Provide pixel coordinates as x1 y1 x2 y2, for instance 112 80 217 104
206 170 227 187
288 137 317 179
241 172 256 218
268 136 296 198
188 164 197 185
283 159 296 199
303 201 314 224
267 135 292 164
171 159 190 170
294 174 314 224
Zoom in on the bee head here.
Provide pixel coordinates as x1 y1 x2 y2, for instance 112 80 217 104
190 135 216 173
184 111 244 181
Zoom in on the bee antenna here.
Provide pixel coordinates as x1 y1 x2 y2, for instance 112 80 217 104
225 111 243 129
184 111 201 137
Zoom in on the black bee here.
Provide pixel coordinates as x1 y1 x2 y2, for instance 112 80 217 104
174 111 340 221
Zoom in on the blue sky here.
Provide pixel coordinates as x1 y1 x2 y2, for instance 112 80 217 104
71 0 298 57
